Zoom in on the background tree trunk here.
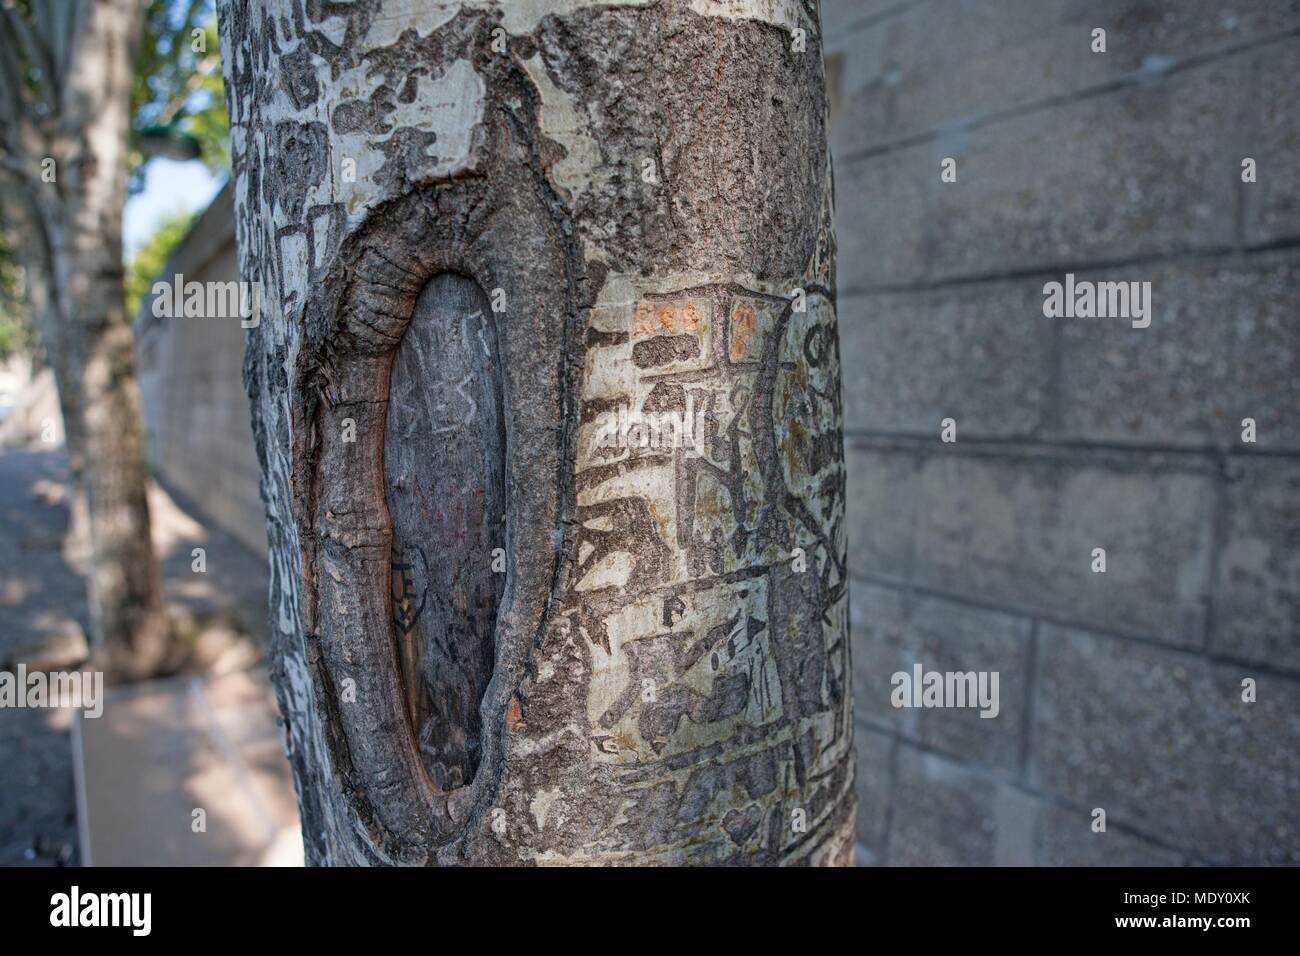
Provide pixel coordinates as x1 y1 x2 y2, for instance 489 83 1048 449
1 189 92 578
0 0 171 678
220 0 853 865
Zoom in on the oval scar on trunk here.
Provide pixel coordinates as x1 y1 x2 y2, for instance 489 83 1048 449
384 272 504 792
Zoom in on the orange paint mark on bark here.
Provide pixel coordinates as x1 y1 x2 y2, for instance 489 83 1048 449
632 299 708 338
656 303 675 334
681 302 702 333
633 302 657 336
507 697 527 731
730 301 757 361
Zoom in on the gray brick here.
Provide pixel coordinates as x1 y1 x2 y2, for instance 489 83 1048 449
832 0 1297 156
928 55 1248 281
890 745 1000 865
1245 37 1300 245
885 744 1182 865
839 280 1054 437
853 723 894 863
1032 802 1184 866
913 449 1215 644
1035 628 1193 816
838 52 1257 288
1212 670 1300 865
1056 252 1300 449
850 581 912 728
1029 624 1300 863
907 597 1032 769
852 583 1033 770
1211 458 1300 672
844 442 919 584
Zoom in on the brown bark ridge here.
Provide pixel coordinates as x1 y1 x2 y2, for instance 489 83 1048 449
219 0 853 865
0 0 171 678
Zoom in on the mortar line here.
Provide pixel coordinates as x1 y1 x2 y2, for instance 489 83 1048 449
838 27 1300 166
858 728 1206 863
1018 619 1040 783
837 234 1300 298
833 0 932 41
843 431 1300 462
846 571 1300 683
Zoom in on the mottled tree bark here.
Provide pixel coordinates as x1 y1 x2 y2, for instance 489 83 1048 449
220 0 852 865
0 0 171 678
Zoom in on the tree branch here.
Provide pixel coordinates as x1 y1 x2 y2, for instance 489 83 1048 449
157 52 220 125
0 2 57 113
0 30 31 164
33 0 71 99
0 9 28 120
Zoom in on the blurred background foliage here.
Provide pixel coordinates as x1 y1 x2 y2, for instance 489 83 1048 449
126 208 197 318
0 0 230 360
0 218 33 360
130 1 229 190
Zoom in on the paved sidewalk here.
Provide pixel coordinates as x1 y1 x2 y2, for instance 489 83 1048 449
0 449 87 865
0 445 280 865
0 449 88 674
75 669 302 866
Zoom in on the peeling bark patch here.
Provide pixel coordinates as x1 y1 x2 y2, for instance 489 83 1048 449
722 803 764 845
372 127 440 192
331 84 401 135
280 43 321 108
272 121 329 221
385 273 505 792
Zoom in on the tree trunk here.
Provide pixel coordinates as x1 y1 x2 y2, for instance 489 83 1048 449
220 0 853 866
2 191 82 471
0 0 171 678
2 190 92 576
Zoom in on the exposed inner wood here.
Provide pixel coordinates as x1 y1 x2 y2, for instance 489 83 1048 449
384 272 505 791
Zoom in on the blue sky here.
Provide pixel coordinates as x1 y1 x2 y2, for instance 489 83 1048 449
123 158 224 258
122 0 224 257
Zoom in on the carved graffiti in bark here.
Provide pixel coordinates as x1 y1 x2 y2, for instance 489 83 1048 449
385 273 505 791
220 0 854 866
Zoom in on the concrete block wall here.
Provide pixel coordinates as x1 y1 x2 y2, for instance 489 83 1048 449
824 0 1300 864
136 185 267 559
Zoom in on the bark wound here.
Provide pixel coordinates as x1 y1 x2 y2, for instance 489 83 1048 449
385 273 504 792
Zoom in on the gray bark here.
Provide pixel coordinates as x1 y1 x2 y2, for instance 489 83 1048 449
0 0 171 679
220 0 853 865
